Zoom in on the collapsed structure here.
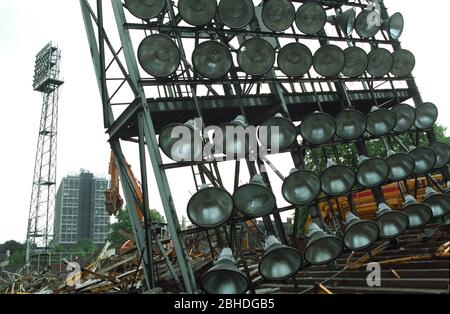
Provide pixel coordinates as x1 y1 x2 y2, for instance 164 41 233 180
5 0 449 294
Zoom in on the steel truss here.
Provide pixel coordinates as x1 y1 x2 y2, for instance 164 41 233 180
80 0 446 292
26 43 64 264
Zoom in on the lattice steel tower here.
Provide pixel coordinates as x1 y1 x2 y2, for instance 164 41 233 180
26 42 64 263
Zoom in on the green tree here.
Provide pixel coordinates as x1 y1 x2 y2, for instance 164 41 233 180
434 125 450 146
73 238 96 257
52 243 67 253
8 250 25 267
288 208 310 239
108 207 165 247
0 240 24 255
304 124 449 171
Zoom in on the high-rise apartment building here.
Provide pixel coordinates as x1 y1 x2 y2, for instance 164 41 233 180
53 170 110 246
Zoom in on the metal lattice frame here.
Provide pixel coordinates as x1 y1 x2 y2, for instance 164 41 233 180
79 0 446 293
26 43 64 264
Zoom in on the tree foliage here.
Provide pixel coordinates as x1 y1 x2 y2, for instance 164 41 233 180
0 240 26 267
74 238 97 255
293 124 449 233
108 207 165 247
8 250 25 266
303 124 450 172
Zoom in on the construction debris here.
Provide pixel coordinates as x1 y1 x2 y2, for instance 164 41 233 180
0 240 208 294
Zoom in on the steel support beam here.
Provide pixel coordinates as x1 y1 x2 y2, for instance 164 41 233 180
111 0 197 293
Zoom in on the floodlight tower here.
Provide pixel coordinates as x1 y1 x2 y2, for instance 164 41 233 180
26 42 64 264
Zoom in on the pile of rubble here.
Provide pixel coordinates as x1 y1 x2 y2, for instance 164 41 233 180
0 240 201 294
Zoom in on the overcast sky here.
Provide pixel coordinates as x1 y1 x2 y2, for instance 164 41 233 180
0 0 449 244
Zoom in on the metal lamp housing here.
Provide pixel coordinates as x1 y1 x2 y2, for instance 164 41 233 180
334 8 357 36
200 248 249 294
356 155 390 188
159 120 203 162
295 2 327 35
313 44 346 77
262 0 295 32
321 161 356 197
342 46 368 78
383 12 404 40
233 175 276 218
391 49 416 77
355 10 380 38
213 115 254 158
391 103 416 133
192 41 233 79
178 0 217 26
344 213 380 251
138 34 181 78
304 223 344 266
258 114 297 151
259 236 302 281
367 48 394 77
429 142 450 169
423 187 450 219
282 169 321 205
218 0 254 29
402 195 433 229
366 106 397 136
409 146 437 175
376 203 409 239
238 38 275 76
300 111 337 145
414 102 438 130
335 109 367 140
277 43 313 77
187 185 234 228
386 150 415 181
125 0 166 19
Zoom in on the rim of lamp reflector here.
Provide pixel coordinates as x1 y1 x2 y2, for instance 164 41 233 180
178 0 217 26
409 147 437 175
258 114 297 150
259 245 302 281
341 46 368 78
321 163 356 197
277 42 313 77
391 49 416 77
295 2 327 35
159 122 203 162
192 41 233 79
261 0 296 32
281 169 321 205
356 157 390 188
233 181 276 218
384 12 404 40
299 111 337 145
391 103 416 133
386 151 415 181
218 0 255 29
304 233 344 266
313 44 346 77
428 142 450 169
344 218 380 251
200 262 249 294
186 186 234 228
137 34 181 78
376 208 409 239
335 109 367 140
414 102 438 130
367 48 394 77
125 0 166 19
237 38 275 76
